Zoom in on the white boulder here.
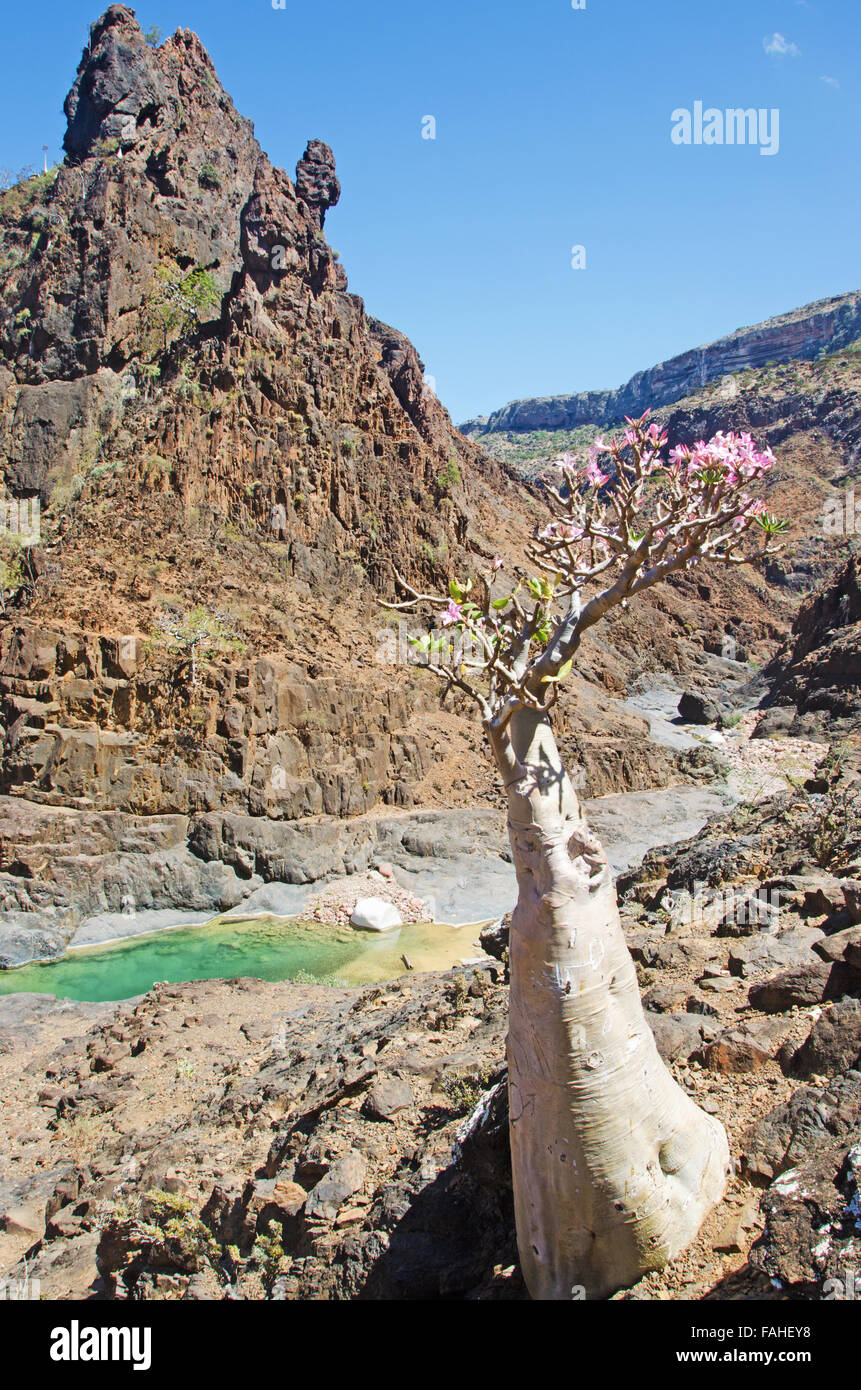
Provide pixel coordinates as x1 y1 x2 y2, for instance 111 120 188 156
350 898 403 932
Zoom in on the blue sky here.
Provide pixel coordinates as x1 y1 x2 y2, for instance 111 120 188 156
1 0 858 422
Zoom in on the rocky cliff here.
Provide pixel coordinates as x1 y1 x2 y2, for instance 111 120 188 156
761 556 861 738
461 291 861 435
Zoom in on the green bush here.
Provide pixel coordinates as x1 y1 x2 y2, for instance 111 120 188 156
198 162 221 191
437 458 462 492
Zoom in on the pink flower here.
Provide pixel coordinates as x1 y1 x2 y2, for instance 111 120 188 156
584 458 610 488
491 555 503 571
440 601 462 626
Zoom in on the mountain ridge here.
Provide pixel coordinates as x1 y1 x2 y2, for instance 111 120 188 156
460 289 861 435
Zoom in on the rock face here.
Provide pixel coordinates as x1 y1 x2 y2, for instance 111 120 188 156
0 621 429 818
763 556 861 737
0 798 508 965
460 291 861 435
0 6 551 872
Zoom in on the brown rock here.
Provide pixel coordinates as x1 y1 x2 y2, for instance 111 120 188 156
365 1075 414 1120
749 961 859 1013
705 1018 790 1074
813 924 861 965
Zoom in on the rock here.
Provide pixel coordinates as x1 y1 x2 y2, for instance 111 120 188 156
648 1013 719 1064
349 898 403 933
244 1178 307 1245
751 706 798 739
740 1070 861 1185
750 1164 847 1291
813 925 861 965
705 1018 790 1074
756 874 845 918
0 1201 45 1238
0 914 67 969
685 995 720 1017
304 1152 367 1222
728 926 825 980
678 691 720 725
294 139 341 229
699 976 740 994
749 961 858 1013
713 1204 760 1253
841 880 861 925
643 982 691 1014
785 999 861 1079
364 1076 414 1121
479 916 509 963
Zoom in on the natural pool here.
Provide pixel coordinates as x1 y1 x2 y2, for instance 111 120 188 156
0 915 486 1003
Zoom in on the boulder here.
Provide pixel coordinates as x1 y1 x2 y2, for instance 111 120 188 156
365 1076 414 1121
841 880 861 925
728 926 825 980
678 690 720 725
751 706 797 739
350 898 403 932
648 1013 719 1064
784 999 861 1079
705 1018 790 1074
740 1069 861 1185
478 916 509 962
750 961 859 1013
813 925 861 966
304 1152 367 1222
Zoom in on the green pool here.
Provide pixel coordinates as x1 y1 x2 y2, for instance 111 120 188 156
0 915 485 1003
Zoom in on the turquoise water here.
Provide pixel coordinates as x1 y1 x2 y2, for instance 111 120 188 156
0 915 483 1003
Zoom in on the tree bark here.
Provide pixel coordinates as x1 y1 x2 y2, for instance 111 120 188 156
488 705 730 1300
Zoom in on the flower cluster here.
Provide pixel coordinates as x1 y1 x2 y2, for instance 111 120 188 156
383 412 787 729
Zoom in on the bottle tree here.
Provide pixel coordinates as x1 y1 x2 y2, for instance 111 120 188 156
385 415 787 1299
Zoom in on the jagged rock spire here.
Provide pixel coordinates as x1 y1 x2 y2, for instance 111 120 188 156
295 140 340 229
63 5 166 160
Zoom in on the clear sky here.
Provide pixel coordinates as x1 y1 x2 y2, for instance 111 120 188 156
1 0 859 423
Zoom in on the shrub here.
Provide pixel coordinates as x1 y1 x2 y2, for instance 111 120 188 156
198 162 221 191
437 457 462 492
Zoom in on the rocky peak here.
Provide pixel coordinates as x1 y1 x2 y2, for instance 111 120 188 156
295 140 341 230
0 6 535 838
63 5 166 161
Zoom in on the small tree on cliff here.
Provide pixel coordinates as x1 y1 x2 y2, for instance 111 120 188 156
148 606 245 689
384 414 787 1300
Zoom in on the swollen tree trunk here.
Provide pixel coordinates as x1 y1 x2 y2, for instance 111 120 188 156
489 706 730 1301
